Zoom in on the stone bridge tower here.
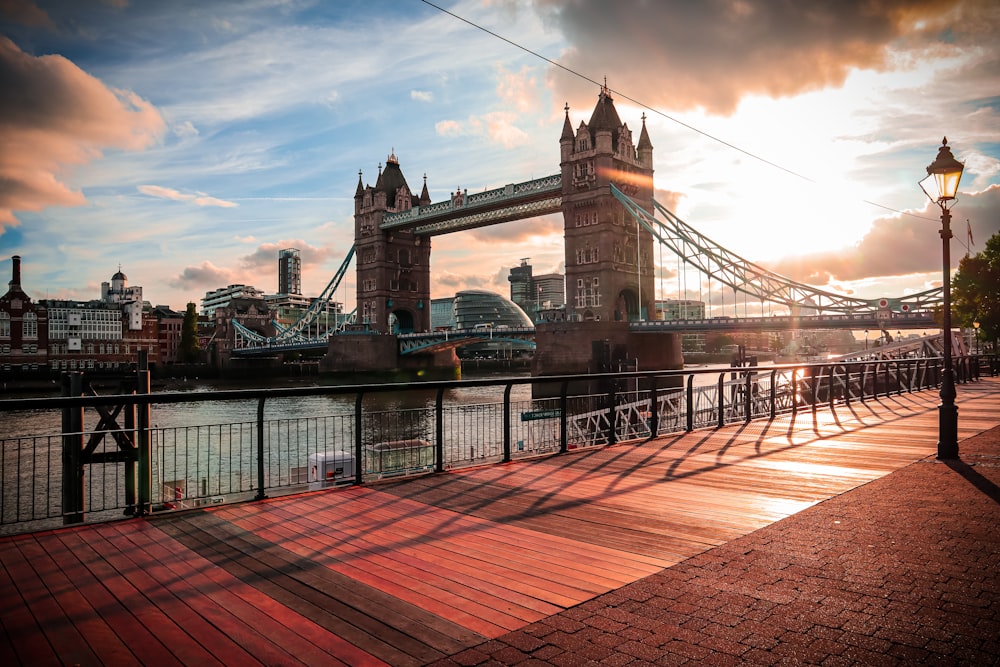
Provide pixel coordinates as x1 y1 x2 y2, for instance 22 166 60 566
354 152 432 333
560 85 655 323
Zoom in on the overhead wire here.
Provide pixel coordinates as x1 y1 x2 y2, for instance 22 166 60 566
419 0 942 223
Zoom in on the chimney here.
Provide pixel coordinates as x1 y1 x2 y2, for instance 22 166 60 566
10 255 20 288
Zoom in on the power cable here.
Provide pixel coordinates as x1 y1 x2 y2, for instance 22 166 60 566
420 0 941 223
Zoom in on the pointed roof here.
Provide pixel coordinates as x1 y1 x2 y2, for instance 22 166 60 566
560 103 575 142
420 174 430 205
375 151 411 201
355 170 364 198
587 85 622 134
637 112 652 151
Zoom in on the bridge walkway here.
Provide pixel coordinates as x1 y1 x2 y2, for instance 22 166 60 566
2 378 998 665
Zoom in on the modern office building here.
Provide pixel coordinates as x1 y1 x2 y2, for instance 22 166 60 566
454 290 533 329
431 297 456 330
201 284 265 317
278 248 302 296
508 258 564 322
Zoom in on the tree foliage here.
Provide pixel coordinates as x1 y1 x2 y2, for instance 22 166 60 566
952 230 1000 350
179 302 201 363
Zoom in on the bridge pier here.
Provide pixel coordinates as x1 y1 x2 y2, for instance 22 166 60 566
531 321 683 397
322 333 461 381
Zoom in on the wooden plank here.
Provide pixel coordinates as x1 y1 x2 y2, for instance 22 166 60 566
158 512 456 667
0 540 61 666
0 377 995 667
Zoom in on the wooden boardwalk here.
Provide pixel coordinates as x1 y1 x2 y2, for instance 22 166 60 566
2 378 999 666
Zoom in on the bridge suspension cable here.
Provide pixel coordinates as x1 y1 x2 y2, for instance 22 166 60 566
610 184 942 316
233 245 356 351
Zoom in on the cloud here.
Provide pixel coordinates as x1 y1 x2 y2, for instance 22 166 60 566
495 64 539 113
536 0 992 115
435 112 529 148
238 240 334 270
763 184 1000 283
138 184 237 208
0 36 165 230
0 0 54 27
410 89 433 102
170 261 234 288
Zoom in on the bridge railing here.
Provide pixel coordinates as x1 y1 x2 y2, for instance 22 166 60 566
1 355 992 535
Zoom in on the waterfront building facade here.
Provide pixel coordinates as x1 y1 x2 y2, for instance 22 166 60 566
201 284 265 317
0 256 48 374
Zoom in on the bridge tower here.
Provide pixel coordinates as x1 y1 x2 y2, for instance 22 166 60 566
560 85 655 323
354 152 432 333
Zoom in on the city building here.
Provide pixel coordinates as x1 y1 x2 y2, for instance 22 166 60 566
656 299 706 352
431 297 456 330
508 258 565 322
534 273 565 311
278 248 302 297
101 267 143 331
508 258 533 315
201 284 265 317
150 305 185 365
454 290 533 329
453 290 534 359
0 256 47 374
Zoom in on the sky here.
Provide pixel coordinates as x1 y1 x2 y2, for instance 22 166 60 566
1 0 999 316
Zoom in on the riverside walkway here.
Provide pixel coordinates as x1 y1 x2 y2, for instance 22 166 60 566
2 377 998 665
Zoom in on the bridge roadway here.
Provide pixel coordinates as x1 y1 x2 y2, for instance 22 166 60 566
2 377 997 665
232 311 938 357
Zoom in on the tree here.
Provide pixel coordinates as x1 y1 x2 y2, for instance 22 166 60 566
952 231 1000 352
179 302 201 363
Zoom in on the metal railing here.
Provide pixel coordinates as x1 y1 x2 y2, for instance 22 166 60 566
1 355 992 535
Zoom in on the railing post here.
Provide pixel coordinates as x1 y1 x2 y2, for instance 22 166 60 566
255 397 267 500
354 392 364 485
860 364 867 402
502 384 512 462
810 371 819 413
744 371 752 424
435 388 445 472
769 369 777 420
61 372 85 525
648 377 659 438
606 381 617 446
123 375 136 516
828 365 835 410
717 374 725 428
135 367 151 516
686 375 694 432
559 381 569 452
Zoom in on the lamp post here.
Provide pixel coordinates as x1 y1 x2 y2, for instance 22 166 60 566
974 320 980 355
864 329 868 351
919 137 965 459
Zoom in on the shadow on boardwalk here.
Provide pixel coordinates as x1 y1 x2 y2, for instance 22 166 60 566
1 378 998 666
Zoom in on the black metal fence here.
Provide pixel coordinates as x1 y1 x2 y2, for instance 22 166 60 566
1 355 992 535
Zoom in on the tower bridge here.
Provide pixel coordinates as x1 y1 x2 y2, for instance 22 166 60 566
230 85 945 380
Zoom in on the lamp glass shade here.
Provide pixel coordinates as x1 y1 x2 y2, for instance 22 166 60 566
921 138 964 203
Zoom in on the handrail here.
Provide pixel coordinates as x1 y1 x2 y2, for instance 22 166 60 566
1 354 994 535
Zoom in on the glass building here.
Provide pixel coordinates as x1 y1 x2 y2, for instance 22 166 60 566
454 290 533 329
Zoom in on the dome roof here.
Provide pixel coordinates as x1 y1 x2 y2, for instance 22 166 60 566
112 270 127 281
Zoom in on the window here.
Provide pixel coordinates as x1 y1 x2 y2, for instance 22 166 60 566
22 312 36 339
0 312 9 337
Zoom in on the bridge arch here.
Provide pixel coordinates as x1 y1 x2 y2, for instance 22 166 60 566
388 309 415 334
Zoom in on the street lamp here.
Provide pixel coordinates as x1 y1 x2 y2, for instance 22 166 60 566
974 320 980 355
919 137 965 459
864 329 868 351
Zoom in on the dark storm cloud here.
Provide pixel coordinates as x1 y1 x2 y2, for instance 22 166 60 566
536 0 983 114
763 184 1000 283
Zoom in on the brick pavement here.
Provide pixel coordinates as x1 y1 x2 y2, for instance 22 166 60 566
436 426 1000 666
